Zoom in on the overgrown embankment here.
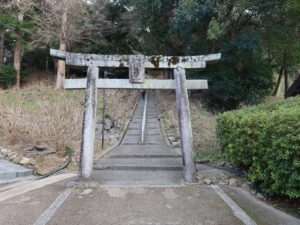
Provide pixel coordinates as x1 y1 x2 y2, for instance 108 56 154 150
0 87 139 175
155 90 220 158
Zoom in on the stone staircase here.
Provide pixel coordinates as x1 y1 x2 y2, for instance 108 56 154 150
93 93 184 186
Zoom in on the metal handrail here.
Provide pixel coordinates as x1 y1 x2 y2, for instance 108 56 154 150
141 91 148 143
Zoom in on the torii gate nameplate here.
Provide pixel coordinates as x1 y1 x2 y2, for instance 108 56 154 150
129 54 145 83
50 49 221 182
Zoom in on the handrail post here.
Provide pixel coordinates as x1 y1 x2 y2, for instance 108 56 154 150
141 91 148 143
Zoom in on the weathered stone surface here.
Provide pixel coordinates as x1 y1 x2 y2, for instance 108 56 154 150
104 118 112 130
20 157 31 165
129 54 145 83
204 178 212 185
229 178 238 186
112 119 122 128
242 182 252 192
64 78 208 90
175 67 197 182
256 192 265 200
50 48 221 69
79 65 98 179
171 141 181 147
168 136 176 142
12 155 23 164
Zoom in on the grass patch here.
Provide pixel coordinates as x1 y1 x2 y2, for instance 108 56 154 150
195 150 227 165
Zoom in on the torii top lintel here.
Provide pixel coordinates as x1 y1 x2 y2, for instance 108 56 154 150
50 49 221 69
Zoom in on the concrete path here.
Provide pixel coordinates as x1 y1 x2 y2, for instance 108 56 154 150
93 93 184 185
0 176 299 225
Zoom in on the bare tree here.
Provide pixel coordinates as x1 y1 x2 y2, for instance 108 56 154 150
39 0 103 89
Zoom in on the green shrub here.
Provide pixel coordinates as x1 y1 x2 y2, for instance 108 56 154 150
217 97 300 198
0 64 17 89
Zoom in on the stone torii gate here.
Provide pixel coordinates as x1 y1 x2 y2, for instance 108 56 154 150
50 49 221 182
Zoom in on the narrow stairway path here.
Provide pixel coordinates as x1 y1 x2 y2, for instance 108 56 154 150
93 92 183 186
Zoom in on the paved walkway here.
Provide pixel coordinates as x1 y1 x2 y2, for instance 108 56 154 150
0 176 299 225
93 93 184 185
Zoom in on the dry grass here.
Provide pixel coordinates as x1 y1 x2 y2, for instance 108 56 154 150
29 96 83 156
22 71 56 88
0 105 28 145
0 86 140 157
155 90 219 154
0 88 84 156
105 89 140 119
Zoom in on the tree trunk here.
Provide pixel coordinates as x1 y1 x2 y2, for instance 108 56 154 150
273 66 284 96
0 31 4 65
55 8 68 89
273 50 287 96
284 68 289 94
14 11 24 89
45 55 49 71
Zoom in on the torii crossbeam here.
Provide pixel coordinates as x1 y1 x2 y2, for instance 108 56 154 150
50 49 221 182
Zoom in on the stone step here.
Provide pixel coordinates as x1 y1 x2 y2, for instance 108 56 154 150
122 137 163 144
135 116 157 119
146 113 157 116
128 123 141 129
146 124 161 129
122 136 141 144
126 129 160 135
0 160 33 179
130 123 160 129
123 134 162 139
91 170 184 186
126 127 141 131
146 111 157 114
94 158 183 170
122 143 161 146
109 154 181 159
144 135 164 143
131 118 159 123
107 145 181 156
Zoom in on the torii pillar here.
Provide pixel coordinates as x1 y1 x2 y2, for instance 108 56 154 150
175 67 196 182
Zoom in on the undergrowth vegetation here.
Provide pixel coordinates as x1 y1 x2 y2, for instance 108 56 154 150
0 87 140 157
0 64 17 89
0 89 84 156
217 96 300 198
156 90 219 155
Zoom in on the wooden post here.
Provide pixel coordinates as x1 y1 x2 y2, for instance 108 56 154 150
174 67 197 182
79 65 98 179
